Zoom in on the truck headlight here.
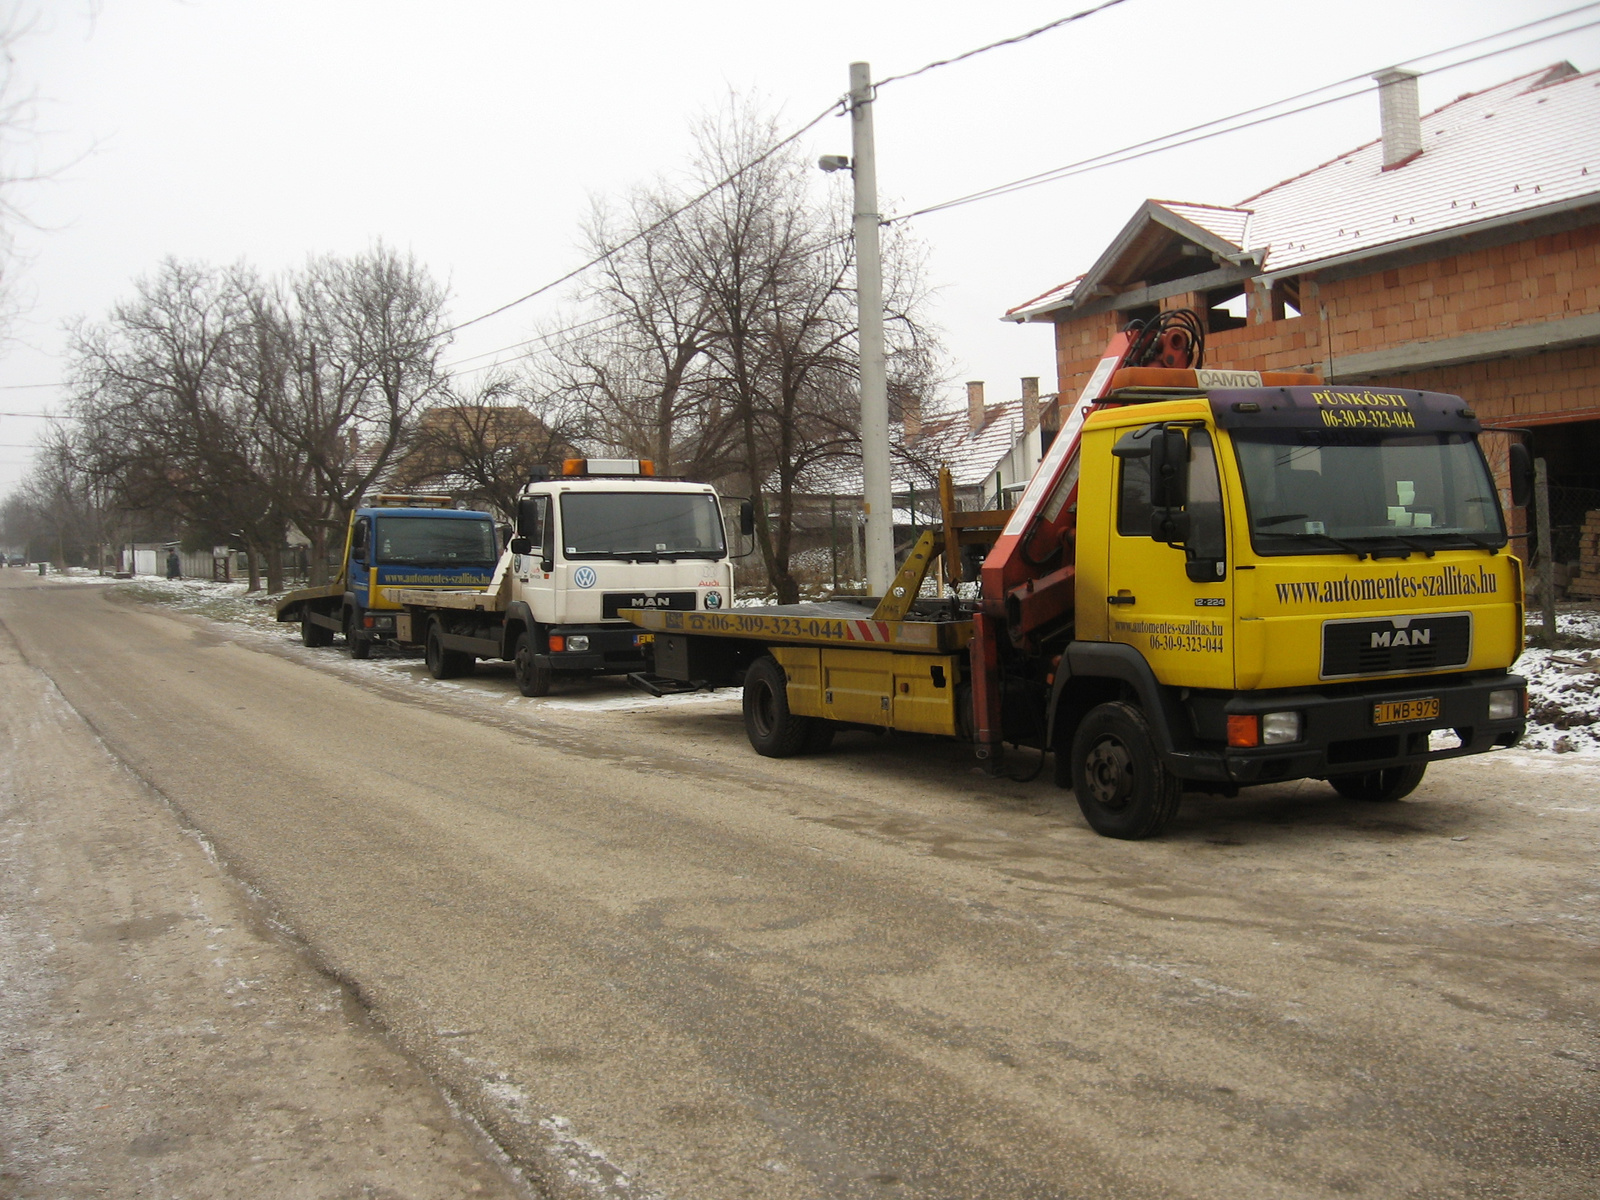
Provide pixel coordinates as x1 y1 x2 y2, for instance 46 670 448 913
1488 688 1522 721
566 635 590 653
1262 711 1302 745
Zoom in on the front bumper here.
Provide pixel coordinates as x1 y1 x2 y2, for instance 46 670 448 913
544 623 650 673
1173 670 1526 784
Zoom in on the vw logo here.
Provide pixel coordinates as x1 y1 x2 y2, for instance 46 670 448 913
573 566 597 589
704 590 723 610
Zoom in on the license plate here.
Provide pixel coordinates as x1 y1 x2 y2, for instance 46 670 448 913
634 633 654 646
1373 697 1440 725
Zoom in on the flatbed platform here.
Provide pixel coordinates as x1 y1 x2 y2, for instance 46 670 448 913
622 599 973 653
388 587 506 613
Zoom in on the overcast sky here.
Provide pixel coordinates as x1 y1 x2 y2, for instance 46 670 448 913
1 0 1597 494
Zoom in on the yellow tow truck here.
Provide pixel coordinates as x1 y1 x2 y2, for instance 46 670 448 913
624 312 1529 838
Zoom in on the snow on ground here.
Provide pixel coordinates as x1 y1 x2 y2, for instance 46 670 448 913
1518 607 1600 756
43 568 1600 758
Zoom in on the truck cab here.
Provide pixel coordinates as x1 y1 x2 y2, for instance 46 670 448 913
342 500 499 657
504 460 738 679
1053 380 1525 833
276 495 499 657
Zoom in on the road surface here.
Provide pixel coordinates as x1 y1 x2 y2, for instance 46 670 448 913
3 573 1597 1199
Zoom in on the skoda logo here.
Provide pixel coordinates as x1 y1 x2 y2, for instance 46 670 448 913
573 566 597 589
704 590 723 610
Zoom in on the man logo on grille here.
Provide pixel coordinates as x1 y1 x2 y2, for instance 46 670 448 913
1371 627 1431 648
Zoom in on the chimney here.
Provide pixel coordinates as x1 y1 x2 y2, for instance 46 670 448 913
903 393 922 445
967 381 986 433
1020 377 1040 434
1373 68 1422 170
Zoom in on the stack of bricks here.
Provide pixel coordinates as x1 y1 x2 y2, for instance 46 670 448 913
1571 510 1600 599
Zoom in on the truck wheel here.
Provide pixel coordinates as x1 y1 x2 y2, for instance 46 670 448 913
743 655 817 758
513 630 552 697
424 621 474 679
1070 701 1183 839
300 609 333 648
1328 762 1427 802
344 609 371 660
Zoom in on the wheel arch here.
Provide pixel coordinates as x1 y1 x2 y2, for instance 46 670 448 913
1049 643 1191 765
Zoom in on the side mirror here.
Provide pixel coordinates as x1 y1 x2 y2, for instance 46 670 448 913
740 499 755 537
1508 442 1534 509
515 497 541 538
1148 426 1189 509
508 536 533 556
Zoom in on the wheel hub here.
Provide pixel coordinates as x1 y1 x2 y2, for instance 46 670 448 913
1084 736 1134 810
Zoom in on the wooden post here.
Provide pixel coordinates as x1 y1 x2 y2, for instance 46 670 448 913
1535 458 1556 642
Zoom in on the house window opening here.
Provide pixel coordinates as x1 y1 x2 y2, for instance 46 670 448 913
1206 284 1248 333
1270 277 1302 320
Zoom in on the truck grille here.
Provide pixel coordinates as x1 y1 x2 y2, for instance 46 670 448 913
1321 612 1471 680
602 591 696 618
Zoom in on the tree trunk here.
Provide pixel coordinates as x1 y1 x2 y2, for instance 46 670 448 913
309 525 329 586
265 539 284 593
244 542 261 592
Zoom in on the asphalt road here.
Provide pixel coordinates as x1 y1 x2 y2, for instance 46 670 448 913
3 574 1597 1199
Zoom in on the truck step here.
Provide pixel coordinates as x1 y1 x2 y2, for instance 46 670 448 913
626 672 713 698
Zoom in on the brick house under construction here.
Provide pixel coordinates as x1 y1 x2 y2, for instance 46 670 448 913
1006 62 1600 565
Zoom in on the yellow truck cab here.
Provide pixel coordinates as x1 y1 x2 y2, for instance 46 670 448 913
1063 381 1524 820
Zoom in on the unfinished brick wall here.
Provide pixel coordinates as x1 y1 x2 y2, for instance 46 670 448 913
1049 223 1600 424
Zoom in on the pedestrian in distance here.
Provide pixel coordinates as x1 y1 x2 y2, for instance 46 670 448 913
166 549 181 580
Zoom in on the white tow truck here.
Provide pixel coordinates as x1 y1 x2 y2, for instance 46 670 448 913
389 458 751 695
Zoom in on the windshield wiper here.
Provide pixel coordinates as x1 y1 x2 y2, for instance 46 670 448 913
1268 529 1370 560
1254 512 1309 528
1387 536 1437 559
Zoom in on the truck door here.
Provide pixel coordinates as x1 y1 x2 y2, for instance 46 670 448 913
349 516 373 610
514 494 554 623
1105 425 1234 689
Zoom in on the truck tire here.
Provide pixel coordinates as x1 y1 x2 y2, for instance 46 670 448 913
300 609 333 648
1070 701 1183 839
1328 762 1426 802
513 630 552 697
344 608 371 660
424 620 474 680
743 655 819 758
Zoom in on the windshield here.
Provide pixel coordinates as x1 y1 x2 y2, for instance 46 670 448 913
374 516 498 568
1232 430 1506 555
560 492 726 560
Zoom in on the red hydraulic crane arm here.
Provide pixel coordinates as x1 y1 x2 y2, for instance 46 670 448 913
967 311 1204 767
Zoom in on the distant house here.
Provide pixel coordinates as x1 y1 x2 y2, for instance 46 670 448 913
1007 62 1600 556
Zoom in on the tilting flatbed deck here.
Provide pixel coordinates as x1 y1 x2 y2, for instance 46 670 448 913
621 598 973 654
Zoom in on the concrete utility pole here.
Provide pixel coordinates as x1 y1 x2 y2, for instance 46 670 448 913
849 61 894 595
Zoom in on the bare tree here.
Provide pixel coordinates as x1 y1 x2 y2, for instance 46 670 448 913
260 243 451 581
66 258 286 585
557 99 941 601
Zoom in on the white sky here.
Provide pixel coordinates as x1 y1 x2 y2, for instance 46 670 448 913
1 0 1597 494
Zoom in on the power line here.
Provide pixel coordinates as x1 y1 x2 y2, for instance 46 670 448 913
436 103 845 340
442 312 625 372
871 0 1137 89
431 3 1143 344
890 5 1600 223
0 382 58 390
